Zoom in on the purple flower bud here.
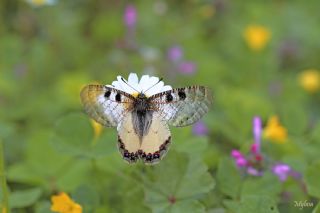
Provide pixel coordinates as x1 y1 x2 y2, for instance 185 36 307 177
231 150 243 159
250 143 258 154
167 46 183 62
272 163 291 181
253 116 262 154
124 5 137 28
178 61 197 74
192 121 208 136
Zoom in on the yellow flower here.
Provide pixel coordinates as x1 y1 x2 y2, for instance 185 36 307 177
91 119 103 139
263 116 288 143
243 25 271 51
298 69 320 93
51 192 82 213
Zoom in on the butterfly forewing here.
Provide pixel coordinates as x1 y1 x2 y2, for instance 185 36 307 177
150 86 213 127
80 85 134 127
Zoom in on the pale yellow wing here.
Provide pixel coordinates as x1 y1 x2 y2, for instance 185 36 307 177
80 84 134 127
117 112 171 165
149 86 213 127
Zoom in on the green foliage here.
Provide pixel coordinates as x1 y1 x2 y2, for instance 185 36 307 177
305 161 320 199
9 188 42 209
1 0 320 212
143 151 214 212
51 113 116 158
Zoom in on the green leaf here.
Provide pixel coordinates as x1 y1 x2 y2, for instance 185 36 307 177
225 195 279 213
52 113 93 151
143 151 214 213
9 188 42 208
35 201 51 213
305 161 320 198
216 157 241 199
241 173 282 200
73 185 100 212
51 113 116 158
0 121 14 139
238 195 279 213
312 202 320 213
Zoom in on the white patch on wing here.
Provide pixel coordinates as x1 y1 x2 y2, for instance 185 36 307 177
117 112 171 165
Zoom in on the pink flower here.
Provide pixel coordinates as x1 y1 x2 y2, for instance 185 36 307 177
247 167 263 176
272 163 291 181
231 150 243 159
178 61 197 74
250 143 258 154
236 158 247 167
167 46 183 62
192 121 208 136
124 5 137 29
253 116 262 154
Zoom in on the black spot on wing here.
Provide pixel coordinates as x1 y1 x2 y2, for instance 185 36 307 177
178 89 186 100
166 92 173 102
115 93 121 102
104 90 111 98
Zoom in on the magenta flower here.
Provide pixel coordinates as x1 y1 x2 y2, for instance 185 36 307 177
272 163 291 182
231 150 243 158
236 158 247 167
124 5 137 29
247 167 263 176
178 61 197 74
192 121 208 136
253 116 262 154
231 150 247 167
167 46 183 62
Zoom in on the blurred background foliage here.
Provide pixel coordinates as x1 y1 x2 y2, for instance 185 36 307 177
0 0 320 212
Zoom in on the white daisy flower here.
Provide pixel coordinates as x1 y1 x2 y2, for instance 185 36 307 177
107 73 172 97
26 0 56 7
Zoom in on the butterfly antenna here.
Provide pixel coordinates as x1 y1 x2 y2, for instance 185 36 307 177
143 77 163 94
121 77 140 93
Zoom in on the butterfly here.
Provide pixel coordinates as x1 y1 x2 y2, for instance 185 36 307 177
80 73 212 165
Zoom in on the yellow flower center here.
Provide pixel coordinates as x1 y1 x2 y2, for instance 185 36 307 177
299 69 320 93
263 116 287 143
132 92 139 98
244 25 271 51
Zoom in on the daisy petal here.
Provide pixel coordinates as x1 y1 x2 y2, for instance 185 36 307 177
117 76 135 93
112 81 123 90
139 75 150 90
161 85 172 92
145 81 164 96
128 73 139 85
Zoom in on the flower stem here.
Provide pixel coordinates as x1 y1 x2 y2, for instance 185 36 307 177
0 139 9 213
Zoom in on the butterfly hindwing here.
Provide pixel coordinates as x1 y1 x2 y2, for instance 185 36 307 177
80 84 134 127
117 112 171 165
150 86 213 127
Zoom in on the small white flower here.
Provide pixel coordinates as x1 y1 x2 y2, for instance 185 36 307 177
26 0 56 7
107 73 172 97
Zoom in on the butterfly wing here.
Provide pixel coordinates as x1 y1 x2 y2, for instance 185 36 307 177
117 112 171 165
149 86 213 127
80 84 134 127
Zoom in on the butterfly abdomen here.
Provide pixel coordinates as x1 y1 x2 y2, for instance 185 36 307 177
132 94 153 138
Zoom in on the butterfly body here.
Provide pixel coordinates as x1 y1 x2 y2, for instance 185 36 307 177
81 74 212 165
